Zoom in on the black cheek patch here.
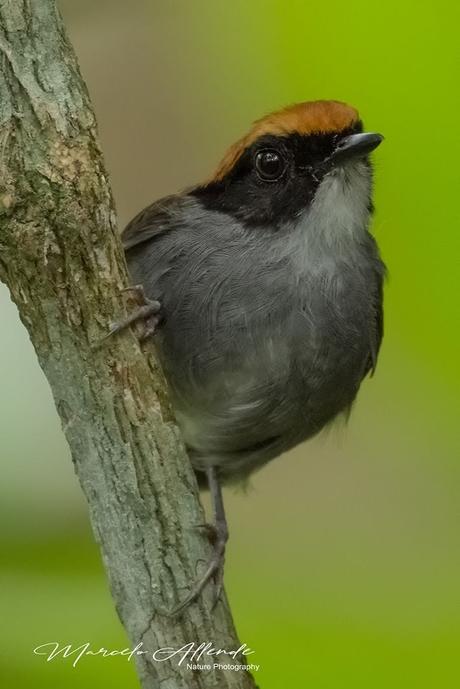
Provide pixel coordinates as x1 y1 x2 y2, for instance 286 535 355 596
191 124 364 229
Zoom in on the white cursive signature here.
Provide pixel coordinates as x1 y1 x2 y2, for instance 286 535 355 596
33 641 254 668
33 642 147 668
153 642 254 666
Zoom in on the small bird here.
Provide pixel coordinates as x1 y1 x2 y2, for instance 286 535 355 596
114 100 385 613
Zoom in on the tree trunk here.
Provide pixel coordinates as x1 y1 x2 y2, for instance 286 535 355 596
0 2 257 688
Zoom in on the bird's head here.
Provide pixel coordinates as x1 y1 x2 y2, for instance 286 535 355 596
192 100 383 232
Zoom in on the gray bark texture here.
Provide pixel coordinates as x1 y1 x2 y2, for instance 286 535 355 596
0 2 257 688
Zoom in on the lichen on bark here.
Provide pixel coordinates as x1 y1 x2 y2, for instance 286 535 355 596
0 2 257 688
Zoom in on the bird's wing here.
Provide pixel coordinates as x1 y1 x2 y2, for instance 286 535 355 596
368 274 384 376
122 194 188 251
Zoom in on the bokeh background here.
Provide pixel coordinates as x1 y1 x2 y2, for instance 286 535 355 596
1 0 459 687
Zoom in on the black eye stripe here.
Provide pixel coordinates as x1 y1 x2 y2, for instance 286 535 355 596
191 120 369 227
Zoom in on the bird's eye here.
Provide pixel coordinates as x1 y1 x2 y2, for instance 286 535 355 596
254 149 286 181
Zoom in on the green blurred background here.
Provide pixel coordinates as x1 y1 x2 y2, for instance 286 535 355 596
1 0 459 686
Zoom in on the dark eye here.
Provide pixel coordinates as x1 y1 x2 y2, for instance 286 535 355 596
254 149 286 181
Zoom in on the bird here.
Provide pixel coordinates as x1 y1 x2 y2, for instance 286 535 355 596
111 99 386 614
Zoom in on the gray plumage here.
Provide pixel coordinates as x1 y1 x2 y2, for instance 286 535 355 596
123 158 385 484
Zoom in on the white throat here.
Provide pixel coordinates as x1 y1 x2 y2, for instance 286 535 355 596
306 160 373 248
274 160 374 274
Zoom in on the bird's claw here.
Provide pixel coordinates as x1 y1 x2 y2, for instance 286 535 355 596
96 284 161 346
169 520 228 617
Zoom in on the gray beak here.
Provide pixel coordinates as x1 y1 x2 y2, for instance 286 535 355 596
330 132 384 164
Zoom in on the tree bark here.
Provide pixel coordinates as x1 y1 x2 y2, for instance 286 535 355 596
0 2 257 688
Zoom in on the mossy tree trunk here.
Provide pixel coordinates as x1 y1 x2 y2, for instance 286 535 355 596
0 2 257 688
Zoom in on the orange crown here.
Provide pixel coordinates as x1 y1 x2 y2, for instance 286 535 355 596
212 100 359 181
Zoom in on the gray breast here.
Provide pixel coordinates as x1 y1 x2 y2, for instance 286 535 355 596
127 196 384 482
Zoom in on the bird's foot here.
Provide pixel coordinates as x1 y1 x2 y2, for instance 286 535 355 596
101 284 162 344
171 486 228 616
170 517 228 617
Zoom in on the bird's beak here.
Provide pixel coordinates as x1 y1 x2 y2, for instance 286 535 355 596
330 132 384 164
